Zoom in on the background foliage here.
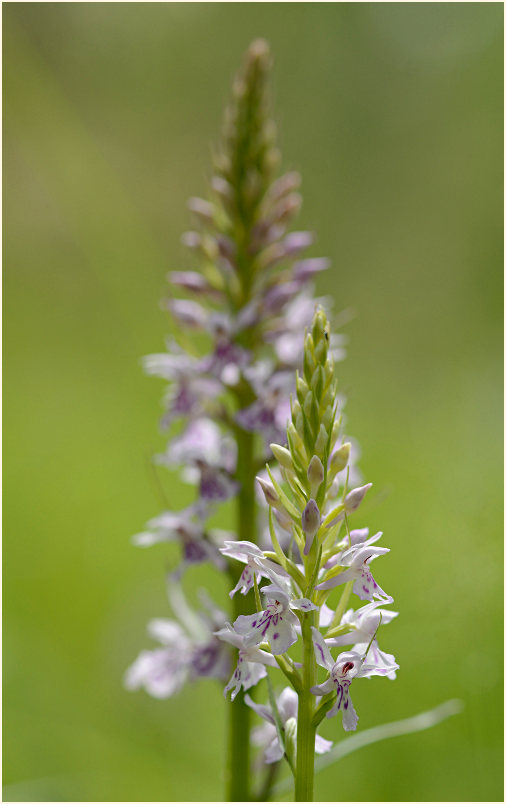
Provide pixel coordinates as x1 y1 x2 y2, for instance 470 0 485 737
3 3 503 801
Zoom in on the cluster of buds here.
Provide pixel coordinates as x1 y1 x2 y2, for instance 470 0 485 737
220 307 397 755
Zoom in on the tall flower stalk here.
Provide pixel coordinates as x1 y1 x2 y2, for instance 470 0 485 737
126 41 401 802
225 307 396 801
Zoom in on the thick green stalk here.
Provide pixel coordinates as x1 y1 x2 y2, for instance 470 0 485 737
295 611 317 801
227 427 257 801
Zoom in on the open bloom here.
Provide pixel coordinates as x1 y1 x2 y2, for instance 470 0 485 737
311 627 377 731
233 582 316 655
325 600 399 679
245 686 332 763
216 623 278 700
317 536 391 602
155 417 240 502
236 369 293 447
132 504 225 570
143 344 223 428
125 585 230 698
162 417 236 471
220 540 289 597
124 619 193 699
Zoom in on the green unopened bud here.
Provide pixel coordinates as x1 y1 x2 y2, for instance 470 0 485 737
310 366 324 402
303 390 314 419
331 442 351 472
330 419 341 452
296 373 309 404
291 399 302 425
324 356 334 383
302 498 321 555
202 234 219 262
307 455 324 491
287 422 305 454
314 423 328 455
312 308 326 342
295 411 304 436
320 389 332 412
270 443 293 470
321 406 333 430
303 335 316 379
284 716 297 766
314 338 327 364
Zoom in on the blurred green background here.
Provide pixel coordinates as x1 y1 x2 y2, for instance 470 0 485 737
3 3 503 801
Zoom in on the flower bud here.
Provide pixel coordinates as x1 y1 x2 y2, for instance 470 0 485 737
287 422 305 454
256 476 281 508
201 235 219 262
283 231 313 256
302 498 321 555
291 399 302 425
210 175 233 201
187 196 214 224
267 171 301 203
295 411 304 437
274 506 293 532
307 455 324 492
310 365 323 391
303 334 316 379
344 483 372 513
166 299 208 329
321 406 333 430
271 193 302 225
314 338 327 364
312 308 326 343
331 442 351 473
303 390 314 419
181 230 203 250
293 257 330 281
270 443 293 470
314 424 328 455
284 716 297 766
324 356 334 383
296 374 309 404
329 419 340 454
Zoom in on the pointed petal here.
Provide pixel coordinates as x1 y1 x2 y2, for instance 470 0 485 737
214 623 243 649
264 736 284 764
277 687 299 721
316 569 352 591
315 734 333 754
221 540 265 561
311 678 335 696
244 694 275 725
311 626 335 670
291 597 318 612
342 693 359 731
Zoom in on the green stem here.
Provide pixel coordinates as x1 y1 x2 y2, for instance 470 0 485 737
227 427 256 801
295 611 317 801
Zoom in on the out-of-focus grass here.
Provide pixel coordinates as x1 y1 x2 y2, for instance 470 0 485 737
3 4 503 801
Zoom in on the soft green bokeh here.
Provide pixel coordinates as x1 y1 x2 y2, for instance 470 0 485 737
3 3 503 801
